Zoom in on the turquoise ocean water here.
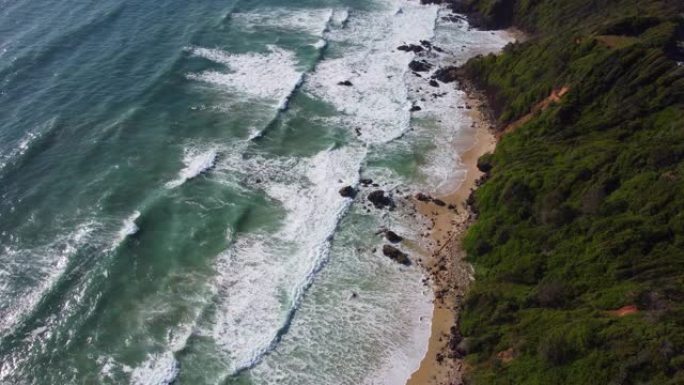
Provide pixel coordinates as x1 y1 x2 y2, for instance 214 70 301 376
0 0 511 383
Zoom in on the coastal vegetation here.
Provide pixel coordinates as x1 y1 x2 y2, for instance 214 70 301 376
448 0 684 383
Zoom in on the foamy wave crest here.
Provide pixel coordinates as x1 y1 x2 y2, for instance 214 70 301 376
311 38 327 49
331 9 350 28
165 147 217 189
109 210 141 249
231 8 334 37
186 46 303 111
129 351 179 385
186 46 305 140
0 221 97 336
199 145 364 375
0 117 56 172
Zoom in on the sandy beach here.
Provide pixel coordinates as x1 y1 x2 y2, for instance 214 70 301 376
406 94 496 385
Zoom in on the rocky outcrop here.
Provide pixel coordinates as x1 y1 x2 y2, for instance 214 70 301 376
409 60 432 72
382 245 411 265
368 190 393 208
418 0 514 30
339 185 356 198
432 66 460 83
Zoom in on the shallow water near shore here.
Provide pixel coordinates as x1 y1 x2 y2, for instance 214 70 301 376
0 0 511 383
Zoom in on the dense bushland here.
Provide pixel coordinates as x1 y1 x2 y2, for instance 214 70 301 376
455 1 684 384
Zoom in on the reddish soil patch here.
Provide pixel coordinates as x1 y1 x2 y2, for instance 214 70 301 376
608 304 639 317
496 348 516 364
498 86 570 138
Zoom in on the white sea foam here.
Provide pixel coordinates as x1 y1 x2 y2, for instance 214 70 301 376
246 218 434 385
231 8 334 37
111 210 140 248
330 9 349 28
0 117 55 172
0 221 96 336
165 147 217 189
312 38 327 49
129 351 179 385
186 45 303 111
304 0 440 144
201 145 364 374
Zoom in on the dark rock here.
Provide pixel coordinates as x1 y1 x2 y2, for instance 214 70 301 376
441 14 465 23
431 66 459 83
432 198 446 206
339 186 356 198
397 44 424 53
385 230 403 243
410 105 422 112
477 155 493 173
368 190 392 208
337 80 353 86
408 60 432 72
429 79 439 87
382 245 411 265
360 178 373 185
414 39 447 53
415 192 431 202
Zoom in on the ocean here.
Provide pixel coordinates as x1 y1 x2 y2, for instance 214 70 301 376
0 0 511 383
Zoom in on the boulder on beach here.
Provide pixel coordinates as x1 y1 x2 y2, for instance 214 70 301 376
397 44 424 53
368 190 392 208
339 185 357 198
432 198 447 206
337 80 353 86
385 230 403 243
409 60 432 72
415 192 432 202
431 66 460 83
410 105 422 112
382 245 411 265
429 79 439 87
360 178 373 186
477 154 493 173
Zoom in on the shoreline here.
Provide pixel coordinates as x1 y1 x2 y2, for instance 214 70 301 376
406 84 497 385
